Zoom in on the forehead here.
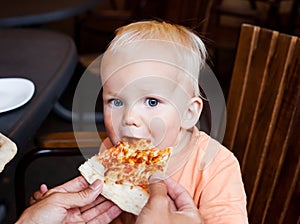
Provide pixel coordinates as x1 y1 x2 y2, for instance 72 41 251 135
104 61 179 80
100 39 199 85
102 61 192 94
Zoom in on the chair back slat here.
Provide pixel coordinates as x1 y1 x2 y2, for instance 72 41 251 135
224 24 259 153
224 24 300 224
253 38 300 224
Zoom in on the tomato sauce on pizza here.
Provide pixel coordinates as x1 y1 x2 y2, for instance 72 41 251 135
97 139 171 191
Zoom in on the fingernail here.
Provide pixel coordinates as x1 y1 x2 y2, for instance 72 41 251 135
90 179 102 190
149 172 165 184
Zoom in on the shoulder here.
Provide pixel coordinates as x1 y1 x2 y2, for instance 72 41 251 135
195 129 239 171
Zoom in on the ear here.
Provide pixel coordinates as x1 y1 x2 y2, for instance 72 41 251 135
181 97 203 129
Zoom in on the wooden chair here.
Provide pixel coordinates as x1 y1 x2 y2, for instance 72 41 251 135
224 23 300 224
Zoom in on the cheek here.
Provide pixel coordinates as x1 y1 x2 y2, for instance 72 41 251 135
149 110 181 147
104 108 120 144
149 117 167 138
103 107 112 129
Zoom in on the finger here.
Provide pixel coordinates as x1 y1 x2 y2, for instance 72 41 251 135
55 176 90 193
80 195 108 213
147 177 169 209
29 196 36 205
43 176 97 199
83 200 122 223
87 205 122 224
167 195 177 211
30 188 45 204
149 177 168 196
54 179 103 209
164 177 195 211
39 184 48 194
29 191 39 205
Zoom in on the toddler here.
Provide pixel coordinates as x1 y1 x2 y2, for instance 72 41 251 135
31 20 248 224
99 20 248 223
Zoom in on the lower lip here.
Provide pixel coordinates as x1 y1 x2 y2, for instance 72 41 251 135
122 136 145 140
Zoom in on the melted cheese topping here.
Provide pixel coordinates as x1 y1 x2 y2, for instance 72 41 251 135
97 139 171 191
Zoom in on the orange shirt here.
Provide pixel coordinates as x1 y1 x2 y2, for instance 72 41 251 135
170 127 248 223
102 127 248 223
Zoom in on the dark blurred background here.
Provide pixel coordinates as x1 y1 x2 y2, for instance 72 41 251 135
46 0 300 97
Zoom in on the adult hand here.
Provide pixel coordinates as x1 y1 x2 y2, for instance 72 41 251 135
17 176 122 224
136 177 203 224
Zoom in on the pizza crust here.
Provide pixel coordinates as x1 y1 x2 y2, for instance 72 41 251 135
0 133 17 173
79 156 148 215
79 139 171 215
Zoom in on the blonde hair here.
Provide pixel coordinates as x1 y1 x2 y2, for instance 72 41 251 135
105 20 207 96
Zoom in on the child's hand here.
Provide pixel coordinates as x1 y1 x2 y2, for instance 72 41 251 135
29 183 49 205
136 177 203 224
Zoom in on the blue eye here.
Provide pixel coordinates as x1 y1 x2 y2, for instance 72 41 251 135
110 99 123 107
146 98 159 107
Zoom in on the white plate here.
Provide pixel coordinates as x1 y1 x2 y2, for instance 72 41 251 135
0 78 35 113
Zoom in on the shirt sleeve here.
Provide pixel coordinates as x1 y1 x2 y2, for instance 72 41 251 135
199 147 249 224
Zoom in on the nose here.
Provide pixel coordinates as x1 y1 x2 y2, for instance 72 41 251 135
123 106 141 127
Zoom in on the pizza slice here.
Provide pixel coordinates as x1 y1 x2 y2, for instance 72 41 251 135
78 138 172 215
0 133 17 173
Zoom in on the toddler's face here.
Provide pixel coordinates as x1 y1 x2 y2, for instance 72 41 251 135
102 61 193 149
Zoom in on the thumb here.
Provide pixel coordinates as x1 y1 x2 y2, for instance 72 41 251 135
147 175 168 208
59 179 103 209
